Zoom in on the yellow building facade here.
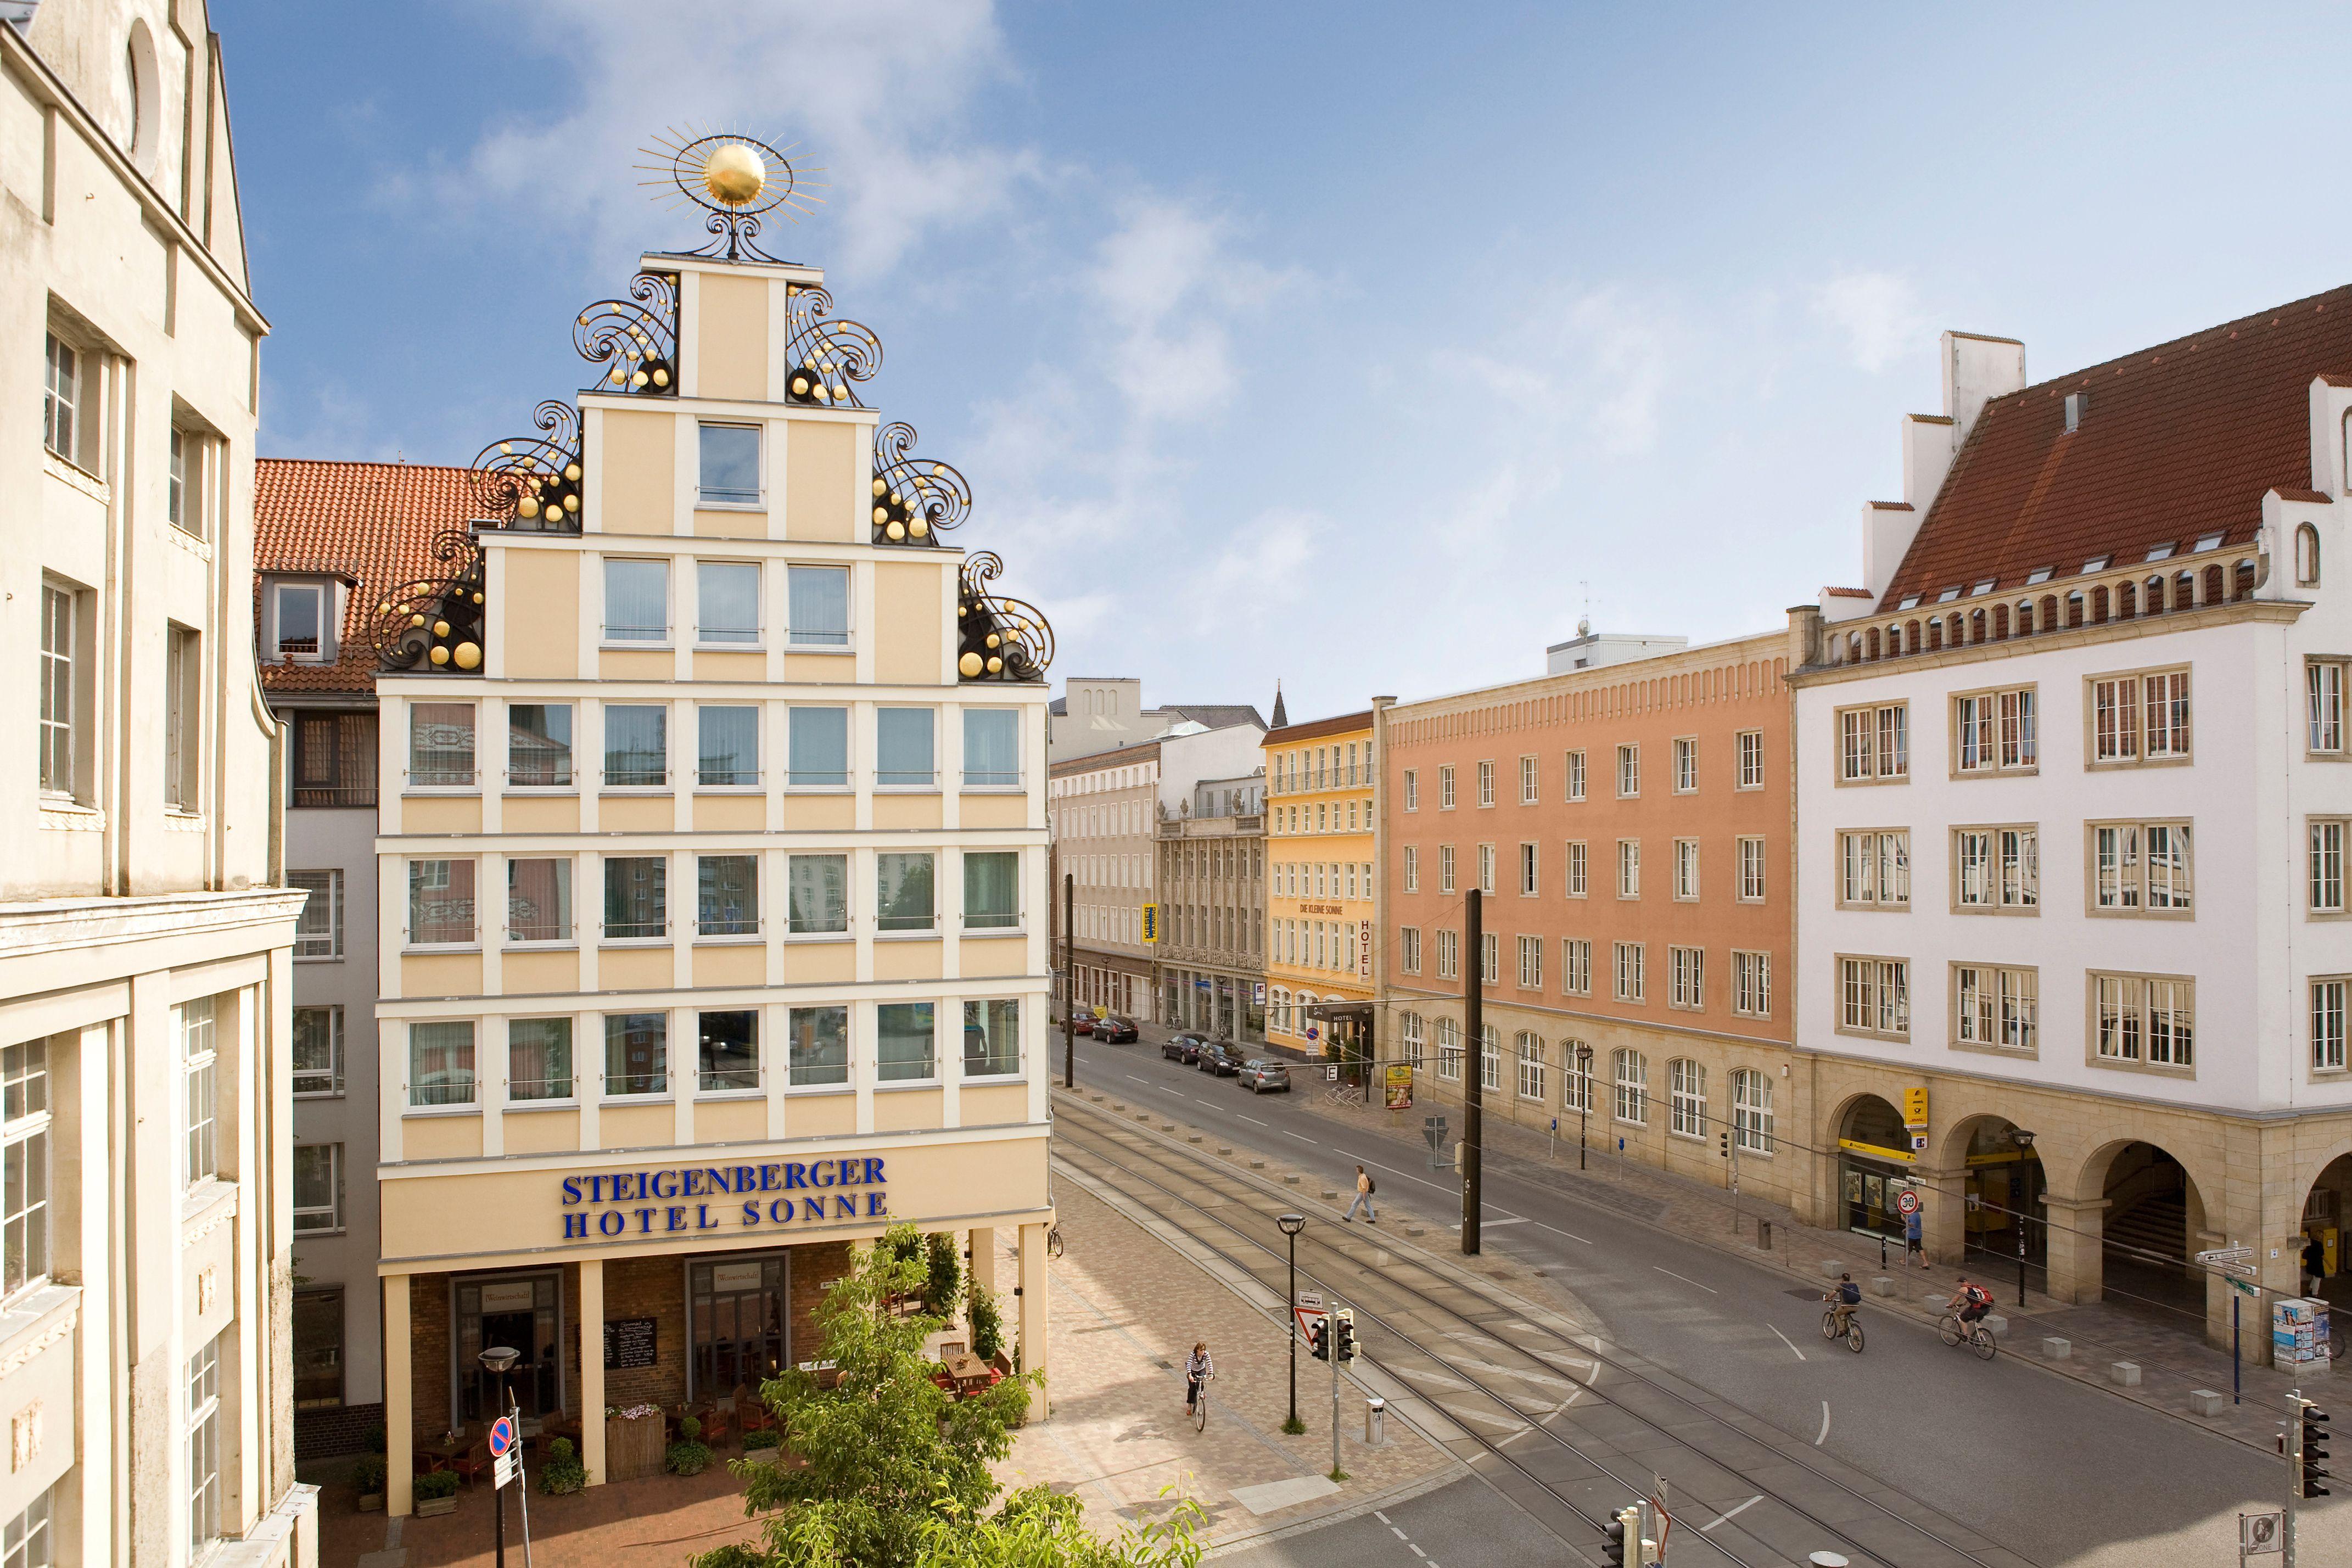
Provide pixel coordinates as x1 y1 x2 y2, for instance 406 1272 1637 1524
367 141 1057 1513
1263 710 1379 1060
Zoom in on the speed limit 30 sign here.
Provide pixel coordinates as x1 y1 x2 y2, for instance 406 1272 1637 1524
1896 1188 1920 1217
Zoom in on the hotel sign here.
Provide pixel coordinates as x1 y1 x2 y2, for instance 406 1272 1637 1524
560 1157 890 1241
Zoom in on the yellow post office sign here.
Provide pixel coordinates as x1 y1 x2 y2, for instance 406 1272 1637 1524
1903 1087 1929 1128
1141 903 1158 943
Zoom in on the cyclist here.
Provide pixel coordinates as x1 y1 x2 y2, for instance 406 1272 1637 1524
1946 1275 1994 1336
1183 1341 1213 1416
1823 1272 1862 1336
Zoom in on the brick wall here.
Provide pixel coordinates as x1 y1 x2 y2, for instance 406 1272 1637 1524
408 1273 451 1435
295 1401 385 1460
601 1256 688 1410
788 1241 852 1363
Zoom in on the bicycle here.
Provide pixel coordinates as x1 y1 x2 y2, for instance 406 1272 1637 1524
1044 1222 1065 1259
1326 1083 1367 1110
1939 1311 1997 1361
1189 1370 1213 1432
1819 1302 1865 1354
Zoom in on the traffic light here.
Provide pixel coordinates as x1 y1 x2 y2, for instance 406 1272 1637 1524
1600 1505 1638 1566
1308 1318 1329 1362
1718 1131 1729 1158
1334 1309 1357 1363
2304 1402 2331 1498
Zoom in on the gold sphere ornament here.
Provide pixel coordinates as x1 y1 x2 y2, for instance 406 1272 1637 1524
700 141 767 207
987 656 1003 674
377 600 391 614
959 652 984 678
433 620 451 638
791 374 810 397
564 463 581 481
986 632 1001 648
909 519 928 539
873 506 889 525
518 496 541 519
453 642 482 671
632 371 649 388
653 368 670 387
472 592 484 604
410 613 426 628
886 522 905 541
429 645 450 665
872 478 888 497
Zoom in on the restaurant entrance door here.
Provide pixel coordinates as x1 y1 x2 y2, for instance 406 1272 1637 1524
687 1252 790 1401
453 1272 563 1424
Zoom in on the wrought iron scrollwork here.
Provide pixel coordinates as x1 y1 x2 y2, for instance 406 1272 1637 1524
575 271 679 395
470 401 583 532
870 423 971 545
956 552 1053 681
782 283 882 408
373 530 488 674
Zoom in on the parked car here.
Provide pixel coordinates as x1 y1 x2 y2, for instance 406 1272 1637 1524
1095 1016 1139 1043
1196 1040 1246 1076
1062 1014 1094 1036
1237 1058 1291 1094
1162 1032 1208 1064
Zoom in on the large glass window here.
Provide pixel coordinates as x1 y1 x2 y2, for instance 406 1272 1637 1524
787 853 848 934
787 1006 848 1087
293 1143 343 1233
42 332 77 461
698 854 758 936
697 705 759 786
293 1291 345 1413
188 1331 223 1553
603 704 668 787
1612 1048 1648 1125
698 561 761 643
409 1021 476 1107
292 1007 343 1095
507 1018 573 1101
164 624 199 810
181 996 218 1185
963 851 1019 929
963 709 1019 786
603 855 668 939
698 423 762 506
38 584 73 797
698 1010 759 1091
1732 1069 1774 1153
409 701 475 787
604 1012 668 1095
787 565 850 647
289 869 343 958
508 703 574 787
876 707 936 787
408 858 477 945
788 706 849 786
507 857 572 942
877 853 935 932
273 581 323 659
0 1043 48 1302
876 1002 936 1082
603 558 669 642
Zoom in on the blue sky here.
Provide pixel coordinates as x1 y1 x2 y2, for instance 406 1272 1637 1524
213 1 2352 720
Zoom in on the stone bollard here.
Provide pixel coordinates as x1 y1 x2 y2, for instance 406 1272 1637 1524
1159 1121 1175 1132
2109 1362 2142 1387
1250 1160 1265 1170
1284 1174 1301 1185
1186 1134 1203 1144
1320 1190 1339 1201
1871 1276 1896 1297
1136 1112 1151 1122
1983 1314 2008 1338
1112 1101 1127 1111
1819 1259 1844 1279
2041 1337 2071 1360
1404 1224 1426 1237
1217 1146 1233 1156
2188 1389 2226 1417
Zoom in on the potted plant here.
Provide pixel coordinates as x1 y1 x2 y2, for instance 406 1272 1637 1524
351 1455 387 1513
741 1425 781 1453
603 1403 665 1482
922 1233 962 1318
665 1414 713 1476
413 1468 460 1517
969 1289 1010 1375
539 1437 586 1496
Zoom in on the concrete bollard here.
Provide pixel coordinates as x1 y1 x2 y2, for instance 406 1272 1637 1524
1136 1112 1151 1122
1217 1146 1233 1156
1404 1225 1426 1237
1983 1314 2008 1338
1320 1190 1339 1201
1871 1276 1896 1297
1159 1121 1175 1132
1250 1160 1265 1170
1112 1101 1127 1111
1284 1174 1301 1185
2109 1362 2142 1387
2189 1389 2226 1417
1819 1259 1844 1279
1186 1134 1203 1144
2041 1337 2071 1360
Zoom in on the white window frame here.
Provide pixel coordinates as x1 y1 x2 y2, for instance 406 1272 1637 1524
1673 838 1699 901
1836 702 1908 783
1672 736 1697 794
1612 940 1645 1003
1612 1048 1648 1125
1562 938 1592 997
1732 1069 1774 1154
1731 949 1771 1018
1736 729 1763 789
1951 962 2037 1054
2087 820 2193 918
1668 1057 1706 1138
1519 754 1539 804
181 995 219 1186
0 1044 52 1305
292 1006 344 1096
1565 749 1586 802
1838 829 1909 909
2092 971 2196 1071
1516 933 1542 990
293 1142 344 1233
1438 765 1456 810
1515 1033 1545 1102
289 869 343 959
1616 743 1640 798
1617 838 1640 899
2314 819 2348 916
1737 835 1766 902
1477 759 1495 808
1566 840 1587 898
1951 685 2038 776
1836 955 1909 1040
272 580 328 663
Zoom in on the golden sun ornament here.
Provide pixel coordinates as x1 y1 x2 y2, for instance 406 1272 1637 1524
635 127 823 262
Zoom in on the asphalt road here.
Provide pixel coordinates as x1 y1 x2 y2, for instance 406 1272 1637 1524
1060 1025 2341 1566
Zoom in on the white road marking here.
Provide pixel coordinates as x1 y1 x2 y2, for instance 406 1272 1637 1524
1448 1356 1577 1391
1285 1130 1318 1143
1530 1220 1593 1244
1375 1512 1391 1525
1768 1325 1807 1362
1390 1526 1408 1540
1816 1401 1831 1446
1127 1075 1149 1083
1479 1216 1530 1228
1522 1346 1604 1379
1435 1402 1526 1432
1411 1547 1426 1559
1698 1496 1762 1533
1653 1266 1718 1294
1236 1115 1268 1126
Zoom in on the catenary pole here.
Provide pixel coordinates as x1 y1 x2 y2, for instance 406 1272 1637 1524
1463 888 1483 1255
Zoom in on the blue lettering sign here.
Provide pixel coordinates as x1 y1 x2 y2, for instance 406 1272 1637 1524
558 1160 891 1242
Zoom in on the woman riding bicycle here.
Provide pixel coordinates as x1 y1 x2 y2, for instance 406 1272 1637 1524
1184 1341 1213 1416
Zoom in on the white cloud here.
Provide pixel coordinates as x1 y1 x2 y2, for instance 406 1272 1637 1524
1812 269 1925 373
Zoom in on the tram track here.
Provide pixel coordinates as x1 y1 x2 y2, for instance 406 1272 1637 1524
1052 1093 2037 1568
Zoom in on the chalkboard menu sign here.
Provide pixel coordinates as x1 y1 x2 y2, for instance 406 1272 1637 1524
604 1317 657 1371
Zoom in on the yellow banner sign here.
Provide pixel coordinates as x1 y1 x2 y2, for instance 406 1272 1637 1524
1385 1064 1414 1111
1902 1087 1929 1127
1141 904 1158 943
1838 1136 1916 1164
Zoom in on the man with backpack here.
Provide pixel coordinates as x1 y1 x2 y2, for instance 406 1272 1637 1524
1824 1272 1862 1338
1946 1275 1994 1331
1343 1163 1376 1223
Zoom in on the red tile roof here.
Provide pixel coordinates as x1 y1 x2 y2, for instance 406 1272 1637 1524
1881 284 2352 606
255 460 488 696
1822 586 1873 598
1265 710 1374 746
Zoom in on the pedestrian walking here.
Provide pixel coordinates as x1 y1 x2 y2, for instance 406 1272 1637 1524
1343 1164 1377 1224
1905 1203 1928 1268
2303 1234 2326 1297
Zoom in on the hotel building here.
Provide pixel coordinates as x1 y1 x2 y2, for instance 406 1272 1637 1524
2 2 317 1563
367 147 1057 1511
1264 709 1381 1062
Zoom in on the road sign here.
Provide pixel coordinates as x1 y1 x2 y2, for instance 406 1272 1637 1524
1896 1189 1920 1217
1294 1304 1326 1339
2241 1508 2283 1555
1296 1291 1324 1309
494 1451 517 1490
488 1415 517 1458
2199 1245 2256 1266
2231 1276 2261 1296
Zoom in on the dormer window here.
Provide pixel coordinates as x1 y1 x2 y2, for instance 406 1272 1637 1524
2194 531 2226 553
1897 595 1920 611
1936 587 1961 603
269 580 333 664
1970 579 1996 597
2144 544 2175 562
2081 556 2111 573
2026 567 2054 585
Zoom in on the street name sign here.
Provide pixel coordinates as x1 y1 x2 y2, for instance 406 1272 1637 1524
494 1451 517 1490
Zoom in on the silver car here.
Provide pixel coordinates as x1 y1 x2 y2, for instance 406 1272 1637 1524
1239 1058 1291 1094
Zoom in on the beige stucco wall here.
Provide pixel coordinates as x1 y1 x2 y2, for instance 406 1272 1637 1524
501 548 580 677
695 273 770 404
597 409 677 535
786 421 856 542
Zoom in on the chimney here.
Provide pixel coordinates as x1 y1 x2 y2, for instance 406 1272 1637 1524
2064 391 2086 434
1942 331 2028 445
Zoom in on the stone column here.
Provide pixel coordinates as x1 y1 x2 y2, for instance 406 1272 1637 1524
580 1259 607 1486
1017 1221 1049 1411
2040 1195 2108 1304
1916 1161 1968 1264
969 1226 998 1300
384 1277 413 1516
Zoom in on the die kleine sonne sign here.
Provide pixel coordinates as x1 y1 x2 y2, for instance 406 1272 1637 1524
559 1157 890 1241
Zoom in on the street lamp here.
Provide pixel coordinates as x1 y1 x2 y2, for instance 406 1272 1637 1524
2009 1129 2038 1308
1278 1214 1307 1435
479 1345 521 1567
1574 1044 1595 1171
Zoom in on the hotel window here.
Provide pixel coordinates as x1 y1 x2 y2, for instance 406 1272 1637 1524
293 1143 344 1233
603 558 670 642
1668 1059 1706 1137
1617 838 1640 899
1668 945 1704 1010
1673 737 1697 793
1952 685 2037 774
272 580 326 661
876 707 937 787
3 1486 53 1568
1736 836 1766 902
42 331 82 464
1403 769 1418 810
1612 940 1645 1003
1480 932 1499 985
1477 843 1496 894
1517 934 1543 989
1952 963 2037 1053
1400 1013 1426 1072
1560 1043 1593 1113
1436 929 1459 980
602 855 667 939
1732 1069 1774 1153
164 624 199 809
964 709 1020 787
1479 1026 1501 1093
603 703 668 787
293 1006 344 1095
1477 759 1495 807
1439 845 1456 894
2309 658 2346 754
1737 729 1764 789
787 705 849 786
964 851 1019 929
1565 748 1587 802
37 583 75 798
292 1290 345 1413
964 999 1021 1078
877 1001 936 1082
1837 830 1909 908
697 855 759 937
696 560 761 644
2093 973 2195 1068
1520 754 1539 803
1566 840 1588 898
1673 838 1699 900
1398 927 1421 974
1616 743 1640 797
1438 765 1456 809
787 1006 849 1087
2088 821 2193 915
2313 819 2348 915
507 1017 573 1100
697 422 763 506
188 1331 224 1554
1561 938 1592 996
0 1044 49 1301
877 852 935 933
408 858 477 945
2088 668 2191 765
1838 956 1909 1039
1403 845 1418 892
408 1021 475 1107
289 869 343 957
408 701 476 788
698 1010 760 1091
1732 950 1771 1017
508 703 574 787
1612 1048 1649 1125
2316 980 2349 1073
787 564 852 647
696 705 760 787
1516 1033 1546 1101
1836 702 1907 782
1436 1018 1461 1082
1519 842 1539 895
1952 825 2037 911
506 857 572 942
604 1012 669 1095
